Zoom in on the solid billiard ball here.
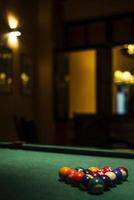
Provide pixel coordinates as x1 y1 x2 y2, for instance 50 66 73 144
104 171 117 187
88 166 100 172
88 177 105 194
117 166 128 181
98 175 113 190
66 169 78 183
71 171 85 186
58 166 71 181
112 168 123 184
79 174 93 190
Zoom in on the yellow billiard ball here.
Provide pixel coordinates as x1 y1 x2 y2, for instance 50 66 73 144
88 166 100 172
58 166 71 181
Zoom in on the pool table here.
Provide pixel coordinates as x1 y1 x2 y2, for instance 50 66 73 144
0 142 134 200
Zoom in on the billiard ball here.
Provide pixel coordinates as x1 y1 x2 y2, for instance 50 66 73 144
71 171 85 186
98 175 113 190
88 170 100 177
75 167 85 173
88 166 100 172
96 169 104 176
66 169 78 183
102 166 112 173
83 169 91 175
104 171 117 187
112 168 123 184
58 166 71 181
79 174 93 190
88 177 105 194
117 166 128 181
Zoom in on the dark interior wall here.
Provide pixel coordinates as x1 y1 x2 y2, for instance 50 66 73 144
63 0 134 21
36 0 55 144
0 0 38 141
0 0 134 145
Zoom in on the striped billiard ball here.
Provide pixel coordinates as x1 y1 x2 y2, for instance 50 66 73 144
117 166 128 181
112 168 123 184
104 171 117 187
102 166 112 173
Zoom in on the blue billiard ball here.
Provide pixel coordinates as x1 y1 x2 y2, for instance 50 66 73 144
79 175 93 190
113 168 123 184
79 174 93 190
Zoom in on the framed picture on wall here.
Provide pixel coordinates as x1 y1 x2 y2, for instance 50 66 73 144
20 54 33 95
0 46 13 93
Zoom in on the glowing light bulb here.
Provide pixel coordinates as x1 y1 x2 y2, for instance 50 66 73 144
7 14 18 29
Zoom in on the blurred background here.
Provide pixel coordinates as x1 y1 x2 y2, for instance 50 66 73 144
0 0 134 148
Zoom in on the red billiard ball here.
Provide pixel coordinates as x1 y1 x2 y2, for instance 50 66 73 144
71 171 85 186
96 169 104 176
66 169 77 183
102 166 112 173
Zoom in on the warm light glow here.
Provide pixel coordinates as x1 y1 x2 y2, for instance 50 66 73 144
127 44 134 55
114 70 134 84
0 72 7 85
7 14 18 29
7 31 19 49
114 70 123 83
7 77 12 85
122 71 131 83
0 72 6 80
20 73 29 86
15 31 21 36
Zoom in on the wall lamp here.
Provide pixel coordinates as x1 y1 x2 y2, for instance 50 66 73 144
6 13 21 49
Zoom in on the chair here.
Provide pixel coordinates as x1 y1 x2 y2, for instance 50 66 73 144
14 115 39 143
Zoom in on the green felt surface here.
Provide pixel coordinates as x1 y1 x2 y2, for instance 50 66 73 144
0 144 134 200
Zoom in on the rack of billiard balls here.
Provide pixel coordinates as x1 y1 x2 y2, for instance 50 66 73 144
58 166 128 194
